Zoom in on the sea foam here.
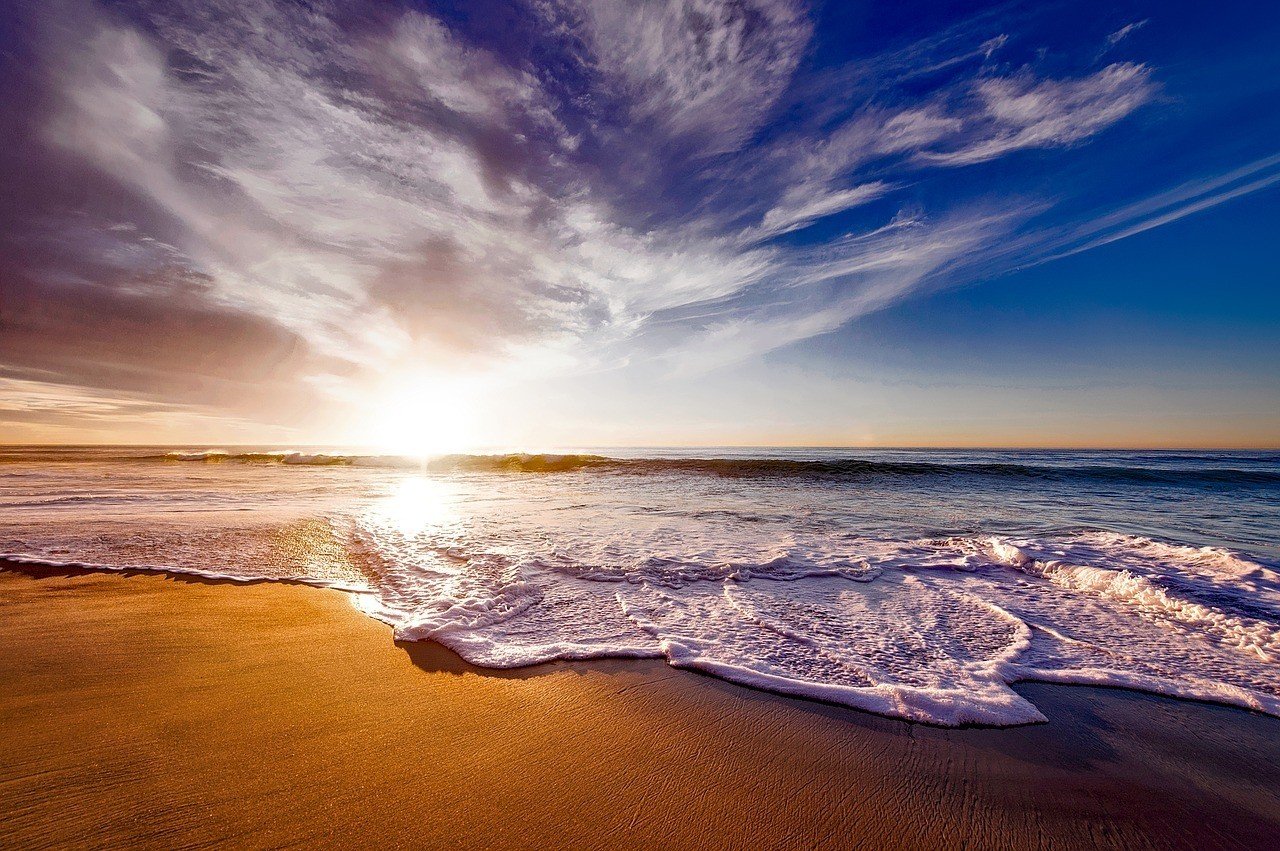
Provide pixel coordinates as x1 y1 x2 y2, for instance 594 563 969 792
2 447 1278 726
338 518 1280 725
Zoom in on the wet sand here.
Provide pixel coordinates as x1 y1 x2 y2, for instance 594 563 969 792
2 563 1279 849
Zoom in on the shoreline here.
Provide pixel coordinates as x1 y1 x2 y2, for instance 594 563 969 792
5 556 1277 730
3 566 1279 848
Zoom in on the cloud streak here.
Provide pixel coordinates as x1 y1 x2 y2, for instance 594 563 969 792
1015 153 1280 268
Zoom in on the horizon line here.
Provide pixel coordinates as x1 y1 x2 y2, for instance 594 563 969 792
2 442 1277 452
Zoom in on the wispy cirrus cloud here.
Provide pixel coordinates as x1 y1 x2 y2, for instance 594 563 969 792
0 0 1230 440
565 0 813 152
916 62 1156 166
650 207 1027 375
1107 19 1148 48
1018 153 1280 267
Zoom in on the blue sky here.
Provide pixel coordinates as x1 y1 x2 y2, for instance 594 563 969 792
0 0 1276 446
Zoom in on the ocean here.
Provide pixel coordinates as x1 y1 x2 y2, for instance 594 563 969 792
2 445 1277 726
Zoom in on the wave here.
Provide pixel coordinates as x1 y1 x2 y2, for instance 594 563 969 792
5 526 1279 727
8 448 1272 486
0 552 369 593
986 537 1280 661
575 457 1280 485
161 450 358 466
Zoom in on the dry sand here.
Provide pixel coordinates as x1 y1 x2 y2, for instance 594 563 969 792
2 563 1279 850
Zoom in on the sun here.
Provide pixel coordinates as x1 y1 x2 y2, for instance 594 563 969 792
366 374 476 457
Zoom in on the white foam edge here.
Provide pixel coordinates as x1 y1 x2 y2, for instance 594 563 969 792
657 639 1047 726
0 552 371 594
1007 662 1280 718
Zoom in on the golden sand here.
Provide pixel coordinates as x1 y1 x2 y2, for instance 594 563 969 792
2 564 1279 849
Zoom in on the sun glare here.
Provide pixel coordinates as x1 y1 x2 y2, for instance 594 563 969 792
367 374 477 457
374 476 457 537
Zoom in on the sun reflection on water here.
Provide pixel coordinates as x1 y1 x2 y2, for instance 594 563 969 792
373 475 457 537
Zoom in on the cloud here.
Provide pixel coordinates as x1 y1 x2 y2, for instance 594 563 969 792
26 0 601 368
0 266 317 414
645 207 1029 374
747 182 891 239
566 0 812 152
0 0 1179 437
733 61 1150 248
0 374 298 442
1107 19 1148 47
918 63 1156 166
1021 153 1280 266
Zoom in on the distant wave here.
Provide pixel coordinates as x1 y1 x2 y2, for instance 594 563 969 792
169 451 1280 485
161 450 357 466
0 448 1276 485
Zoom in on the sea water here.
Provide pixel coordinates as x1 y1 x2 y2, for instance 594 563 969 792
2 446 1277 726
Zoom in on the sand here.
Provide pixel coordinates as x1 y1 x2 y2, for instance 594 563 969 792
2 563 1279 850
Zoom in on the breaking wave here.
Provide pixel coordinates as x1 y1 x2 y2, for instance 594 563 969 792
162 450 357 465
3 448 1276 485
8 525 1278 727
3 445 1277 727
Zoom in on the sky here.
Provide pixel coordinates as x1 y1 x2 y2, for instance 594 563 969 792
1 0 1277 449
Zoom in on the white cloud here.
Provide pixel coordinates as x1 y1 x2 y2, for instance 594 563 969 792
1021 153 1280 266
745 62 1151 244
920 63 1156 165
568 0 812 151
656 208 1026 373
10 0 1175 434
1107 19 1148 47
756 182 895 238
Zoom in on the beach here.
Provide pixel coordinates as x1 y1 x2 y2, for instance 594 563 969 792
4 0 1277 846
3 563 1278 850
